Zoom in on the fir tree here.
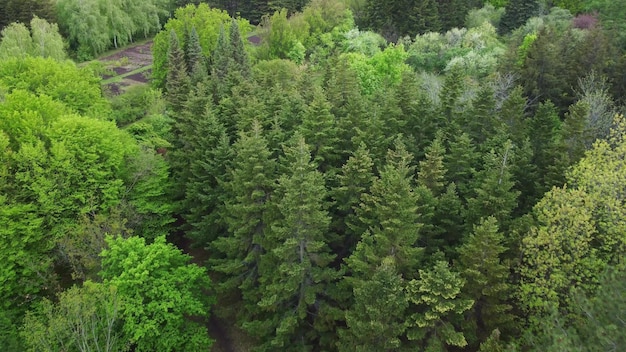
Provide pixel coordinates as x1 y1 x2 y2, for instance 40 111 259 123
406 261 474 350
165 29 191 112
499 0 539 34
229 18 251 79
248 136 338 350
457 216 515 345
211 121 277 318
331 142 375 260
418 133 447 196
348 140 423 279
338 257 408 352
298 87 341 172
186 26 208 84
465 141 520 232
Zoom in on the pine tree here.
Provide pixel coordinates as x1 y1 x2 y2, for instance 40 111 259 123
248 136 338 350
457 216 515 345
338 257 408 352
211 24 230 101
465 86 503 147
166 29 191 112
431 182 465 259
211 121 277 317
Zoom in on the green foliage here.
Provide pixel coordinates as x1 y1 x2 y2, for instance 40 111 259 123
342 43 410 94
499 0 539 34
339 258 408 351
56 0 165 58
100 235 214 351
0 22 34 60
152 3 251 88
165 29 190 112
406 260 474 350
457 217 515 344
0 57 110 118
22 281 124 352
247 136 337 350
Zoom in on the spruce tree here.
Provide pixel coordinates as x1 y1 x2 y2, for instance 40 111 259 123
229 18 251 79
186 26 208 84
165 29 191 112
529 101 567 195
457 216 515 345
406 261 474 350
338 257 408 352
211 121 277 317
248 136 338 350
331 142 375 259
183 106 232 246
299 86 341 172
465 141 519 232
445 130 479 199
418 134 447 196
498 0 539 34
348 140 423 279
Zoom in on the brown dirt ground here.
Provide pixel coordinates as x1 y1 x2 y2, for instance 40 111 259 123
99 41 153 95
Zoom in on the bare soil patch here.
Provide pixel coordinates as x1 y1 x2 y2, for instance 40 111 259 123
99 41 153 96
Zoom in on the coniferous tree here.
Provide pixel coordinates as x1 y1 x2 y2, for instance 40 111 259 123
498 0 539 34
465 141 519 232
529 101 567 195
406 260 474 350
248 136 338 351
457 216 515 345
338 257 408 352
331 142 375 259
445 130 479 199
298 87 341 172
229 18 251 79
418 134 447 196
186 26 208 84
211 121 277 318
166 29 191 112
184 106 232 246
348 140 423 279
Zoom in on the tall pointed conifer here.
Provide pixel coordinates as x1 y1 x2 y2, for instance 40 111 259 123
166 29 190 112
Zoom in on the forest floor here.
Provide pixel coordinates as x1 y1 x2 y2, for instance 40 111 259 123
172 232 256 352
97 40 153 96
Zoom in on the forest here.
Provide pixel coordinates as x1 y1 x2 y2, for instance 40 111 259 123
1 0 626 351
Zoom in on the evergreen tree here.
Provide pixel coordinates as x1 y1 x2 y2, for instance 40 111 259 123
445 130 479 199
465 85 503 148
465 141 519 232
338 257 408 352
331 142 375 259
186 26 208 84
498 0 539 34
298 86 341 172
211 121 277 319
248 136 338 350
457 216 515 345
166 29 191 112
431 182 466 259
184 106 232 246
529 101 567 195
406 260 474 350
348 141 423 278
229 18 251 79
418 134 447 196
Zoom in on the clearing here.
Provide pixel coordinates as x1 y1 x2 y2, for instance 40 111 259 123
97 40 153 96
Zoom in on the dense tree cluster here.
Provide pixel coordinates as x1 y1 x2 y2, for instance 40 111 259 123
2 0 626 351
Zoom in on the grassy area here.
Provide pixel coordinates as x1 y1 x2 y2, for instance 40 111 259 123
101 64 152 84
